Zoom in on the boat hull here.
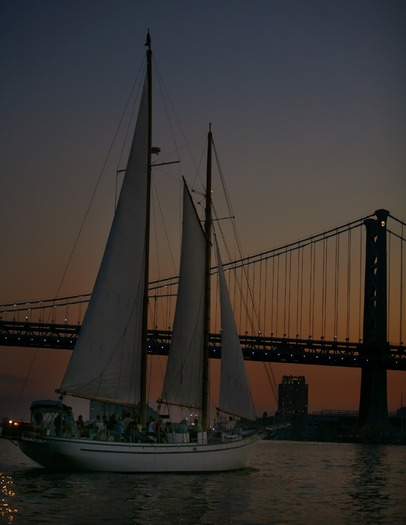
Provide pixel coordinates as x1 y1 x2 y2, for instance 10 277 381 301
15 434 257 472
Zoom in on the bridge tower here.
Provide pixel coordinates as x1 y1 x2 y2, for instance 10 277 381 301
358 208 390 437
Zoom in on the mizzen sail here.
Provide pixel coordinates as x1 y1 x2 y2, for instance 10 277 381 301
216 241 256 421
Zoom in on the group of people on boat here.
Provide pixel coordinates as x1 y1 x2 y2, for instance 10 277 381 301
65 410 204 444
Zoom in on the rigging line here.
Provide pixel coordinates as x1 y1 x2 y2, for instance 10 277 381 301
213 143 261 332
219 228 260 335
115 71 144 210
153 56 203 184
262 362 278 404
78 295 83 324
212 141 262 333
13 347 41 419
51 60 146 306
153 55 181 162
149 192 171 332
151 177 177 277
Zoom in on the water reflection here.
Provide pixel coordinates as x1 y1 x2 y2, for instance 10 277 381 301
349 445 390 520
0 472 17 523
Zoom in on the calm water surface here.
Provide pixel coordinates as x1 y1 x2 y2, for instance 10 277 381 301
0 438 405 524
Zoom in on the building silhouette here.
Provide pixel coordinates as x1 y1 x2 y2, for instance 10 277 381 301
276 375 308 439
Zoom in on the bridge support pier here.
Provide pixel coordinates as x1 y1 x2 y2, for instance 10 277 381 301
358 209 390 440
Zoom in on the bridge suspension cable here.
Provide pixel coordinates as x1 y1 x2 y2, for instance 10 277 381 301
1 212 404 348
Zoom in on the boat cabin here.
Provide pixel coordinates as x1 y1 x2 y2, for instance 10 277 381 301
29 400 74 437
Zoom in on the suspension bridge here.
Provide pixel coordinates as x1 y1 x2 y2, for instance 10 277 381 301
1 209 405 435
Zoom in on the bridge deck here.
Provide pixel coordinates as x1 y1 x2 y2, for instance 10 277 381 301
0 320 404 370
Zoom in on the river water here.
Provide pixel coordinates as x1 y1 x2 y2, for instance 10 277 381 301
0 438 405 524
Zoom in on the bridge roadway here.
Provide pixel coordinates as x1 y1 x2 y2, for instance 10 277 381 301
0 320 404 370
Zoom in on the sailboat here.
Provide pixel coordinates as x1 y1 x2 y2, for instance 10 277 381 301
4 33 257 472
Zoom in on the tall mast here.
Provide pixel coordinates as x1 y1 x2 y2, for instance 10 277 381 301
202 124 212 429
140 30 152 427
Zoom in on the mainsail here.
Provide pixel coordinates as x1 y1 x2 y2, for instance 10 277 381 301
216 242 256 421
159 182 206 409
59 76 149 406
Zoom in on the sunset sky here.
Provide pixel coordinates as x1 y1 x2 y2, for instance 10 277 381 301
1 1 405 421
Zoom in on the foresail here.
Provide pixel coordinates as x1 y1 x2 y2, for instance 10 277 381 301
159 182 206 409
216 242 256 421
59 75 149 406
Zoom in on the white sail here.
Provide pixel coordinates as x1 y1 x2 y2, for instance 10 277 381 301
159 182 206 409
59 76 149 406
216 242 256 421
